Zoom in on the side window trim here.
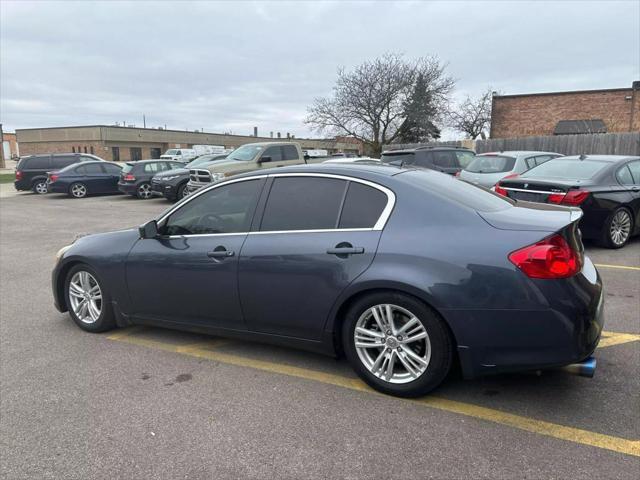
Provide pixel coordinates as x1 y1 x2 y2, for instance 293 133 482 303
616 165 634 186
156 173 396 237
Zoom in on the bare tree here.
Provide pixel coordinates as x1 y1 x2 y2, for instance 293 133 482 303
450 88 494 139
305 54 454 156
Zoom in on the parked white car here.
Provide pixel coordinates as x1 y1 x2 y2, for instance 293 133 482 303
160 148 197 163
458 151 563 188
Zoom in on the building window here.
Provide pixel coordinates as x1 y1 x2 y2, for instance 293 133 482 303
72 146 75 153
84 146 88 153
150 147 161 159
90 146 94 154
112 147 120 162
130 147 142 161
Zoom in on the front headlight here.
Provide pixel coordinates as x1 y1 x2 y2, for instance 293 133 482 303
162 175 180 181
55 244 73 262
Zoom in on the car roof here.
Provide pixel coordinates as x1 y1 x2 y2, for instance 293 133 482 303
128 159 179 165
235 162 407 180
382 146 473 154
558 155 640 163
478 151 560 157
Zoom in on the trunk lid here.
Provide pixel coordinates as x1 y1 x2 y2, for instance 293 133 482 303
498 178 593 203
478 201 583 232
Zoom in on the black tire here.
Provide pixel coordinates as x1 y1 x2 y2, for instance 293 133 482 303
136 182 153 199
176 182 188 201
599 207 634 249
342 291 453 397
64 264 116 333
32 179 49 194
69 182 88 198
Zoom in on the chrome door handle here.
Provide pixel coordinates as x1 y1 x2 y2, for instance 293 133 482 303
207 249 235 258
326 247 364 255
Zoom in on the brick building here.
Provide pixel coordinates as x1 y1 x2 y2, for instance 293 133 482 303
16 125 363 162
2 131 19 159
490 82 640 138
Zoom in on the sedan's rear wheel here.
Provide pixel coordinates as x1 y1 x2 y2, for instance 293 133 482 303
343 292 452 397
65 264 115 332
602 207 633 249
32 180 48 194
137 182 152 199
69 182 88 198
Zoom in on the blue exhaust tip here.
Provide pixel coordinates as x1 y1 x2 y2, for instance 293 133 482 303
563 356 597 378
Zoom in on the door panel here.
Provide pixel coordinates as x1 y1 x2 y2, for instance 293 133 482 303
238 230 381 340
125 235 247 329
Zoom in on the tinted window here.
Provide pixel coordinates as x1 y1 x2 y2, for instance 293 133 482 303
261 177 346 231
381 152 414 165
522 159 609 180
163 179 262 235
534 155 555 166
84 163 104 174
432 151 456 168
466 155 516 173
261 146 283 162
143 163 161 173
52 156 77 168
413 152 433 168
25 157 50 169
616 165 634 185
627 161 640 184
103 163 122 174
282 145 299 161
455 151 475 168
339 182 388 229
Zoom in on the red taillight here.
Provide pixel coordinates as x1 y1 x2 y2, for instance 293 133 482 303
494 185 508 196
547 190 590 206
502 173 519 180
123 174 136 181
49 174 59 183
16 170 22 180
454 171 460 177
509 234 581 279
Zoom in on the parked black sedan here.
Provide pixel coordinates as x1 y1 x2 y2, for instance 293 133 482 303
53 164 603 397
151 153 228 201
117 159 184 199
495 155 640 248
48 161 122 198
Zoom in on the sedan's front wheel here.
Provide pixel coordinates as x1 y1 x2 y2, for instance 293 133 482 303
65 264 116 332
343 292 452 397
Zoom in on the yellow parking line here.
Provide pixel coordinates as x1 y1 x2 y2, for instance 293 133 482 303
594 263 640 271
108 329 640 457
598 331 640 348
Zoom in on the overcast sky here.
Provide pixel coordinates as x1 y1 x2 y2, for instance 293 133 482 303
1 0 638 139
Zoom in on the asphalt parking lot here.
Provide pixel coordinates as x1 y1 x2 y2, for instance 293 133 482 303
1 190 639 479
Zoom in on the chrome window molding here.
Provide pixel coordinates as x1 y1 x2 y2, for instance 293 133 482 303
501 186 557 195
157 172 396 237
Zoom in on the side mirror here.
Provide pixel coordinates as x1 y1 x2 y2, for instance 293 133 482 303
139 220 159 239
258 155 272 164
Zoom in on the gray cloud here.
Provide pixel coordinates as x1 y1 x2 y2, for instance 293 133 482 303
1 0 638 138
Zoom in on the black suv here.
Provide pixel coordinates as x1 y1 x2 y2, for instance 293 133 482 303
15 153 104 194
380 146 475 175
118 159 184 199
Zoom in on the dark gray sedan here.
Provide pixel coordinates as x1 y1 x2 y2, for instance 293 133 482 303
52 164 604 397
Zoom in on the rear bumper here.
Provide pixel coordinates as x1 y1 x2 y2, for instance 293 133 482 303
48 182 68 193
14 180 29 191
117 182 137 195
446 257 605 378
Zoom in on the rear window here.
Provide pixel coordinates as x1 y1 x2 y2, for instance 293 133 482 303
402 170 514 212
23 156 50 169
522 159 608 180
465 155 516 173
381 152 415 165
122 163 135 173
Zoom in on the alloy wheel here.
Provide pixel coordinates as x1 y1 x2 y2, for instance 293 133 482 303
354 304 431 384
71 183 87 198
68 271 102 324
138 183 152 199
610 210 631 246
34 182 48 194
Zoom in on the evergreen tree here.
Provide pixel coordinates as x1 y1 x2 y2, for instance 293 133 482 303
396 74 442 143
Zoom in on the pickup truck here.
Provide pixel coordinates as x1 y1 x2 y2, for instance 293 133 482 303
186 142 320 194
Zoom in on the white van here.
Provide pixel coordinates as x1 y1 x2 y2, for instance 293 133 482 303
160 148 197 162
193 145 226 156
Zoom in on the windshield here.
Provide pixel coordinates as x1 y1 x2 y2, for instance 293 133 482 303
164 149 179 155
228 144 264 161
381 152 415 165
188 154 227 167
522 159 608 180
465 155 516 173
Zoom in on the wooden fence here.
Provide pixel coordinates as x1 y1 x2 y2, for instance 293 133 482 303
383 133 640 156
